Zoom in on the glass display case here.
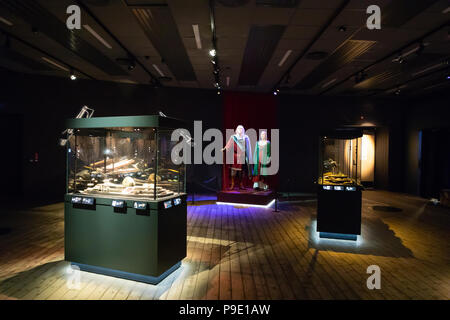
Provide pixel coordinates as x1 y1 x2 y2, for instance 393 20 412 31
317 129 363 240
319 131 362 188
64 115 187 284
67 125 185 201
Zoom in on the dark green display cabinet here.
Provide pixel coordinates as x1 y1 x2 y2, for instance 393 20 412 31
317 129 363 241
64 115 187 284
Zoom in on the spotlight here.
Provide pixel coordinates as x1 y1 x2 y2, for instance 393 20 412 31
393 52 404 64
70 70 77 81
209 49 216 57
128 60 136 71
276 89 280 93
338 25 347 32
395 89 401 95
446 75 450 80
273 91 278 96
217 90 221 95
213 69 219 75
211 59 216 65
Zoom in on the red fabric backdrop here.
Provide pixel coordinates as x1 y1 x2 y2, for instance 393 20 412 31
222 91 279 190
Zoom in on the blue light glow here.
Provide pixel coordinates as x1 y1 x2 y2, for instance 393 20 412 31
216 199 275 209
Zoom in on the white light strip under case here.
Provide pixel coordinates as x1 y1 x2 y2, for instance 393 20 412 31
83 24 112 49
216 199 275 209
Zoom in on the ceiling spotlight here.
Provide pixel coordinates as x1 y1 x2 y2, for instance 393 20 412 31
209 49 216 57
213 69 219 75
338 25 347 32
276 89 280 93
128 60 136 71
395 89 401 95
393 52 405 64
4 35 11 49
354 71 368 84
446 75 450 80
273 91 278 96
70 70 77 81
217 90 221 95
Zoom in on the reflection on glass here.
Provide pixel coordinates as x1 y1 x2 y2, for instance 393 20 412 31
319 136 362 186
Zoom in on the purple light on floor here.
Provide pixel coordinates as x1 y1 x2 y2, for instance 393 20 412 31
186 194 217 202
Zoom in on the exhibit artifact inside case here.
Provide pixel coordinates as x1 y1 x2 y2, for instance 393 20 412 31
64 115 187 284
317 129 363 240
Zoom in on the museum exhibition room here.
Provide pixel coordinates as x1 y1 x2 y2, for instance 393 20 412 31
0 0 449 307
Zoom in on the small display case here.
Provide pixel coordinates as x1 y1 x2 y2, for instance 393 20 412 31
64 115 187 284
317 129 363 240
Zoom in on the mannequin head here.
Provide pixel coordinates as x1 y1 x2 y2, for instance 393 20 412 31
235 125 245 137
260 130 267 141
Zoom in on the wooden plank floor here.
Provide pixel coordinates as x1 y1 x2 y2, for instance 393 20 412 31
0 191 449 300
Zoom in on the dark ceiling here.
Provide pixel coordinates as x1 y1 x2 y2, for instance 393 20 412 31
0 0 449 97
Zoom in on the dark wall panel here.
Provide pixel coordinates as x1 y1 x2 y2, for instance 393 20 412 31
375 127 389 190
2 68 449 198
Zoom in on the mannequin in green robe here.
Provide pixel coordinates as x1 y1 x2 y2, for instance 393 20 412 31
253 130 271 190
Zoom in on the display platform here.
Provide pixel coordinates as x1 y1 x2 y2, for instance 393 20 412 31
217 188 275 207
64 115 187 284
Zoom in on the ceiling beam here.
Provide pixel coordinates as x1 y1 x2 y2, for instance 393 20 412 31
271 0 351 92
76 0 162 86
0 28 95 80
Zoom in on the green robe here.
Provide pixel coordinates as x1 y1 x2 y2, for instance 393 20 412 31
253 141 271 176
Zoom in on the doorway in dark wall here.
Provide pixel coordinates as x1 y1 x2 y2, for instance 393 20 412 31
0 114 24 197
419 128 450 199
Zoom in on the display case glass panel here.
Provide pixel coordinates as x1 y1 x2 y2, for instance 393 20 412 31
319 132 362 187
67 126 185 200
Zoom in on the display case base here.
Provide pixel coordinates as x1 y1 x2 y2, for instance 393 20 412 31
317 187 362 235
319 232 357 241
217 189 275 207
72 261 181 284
